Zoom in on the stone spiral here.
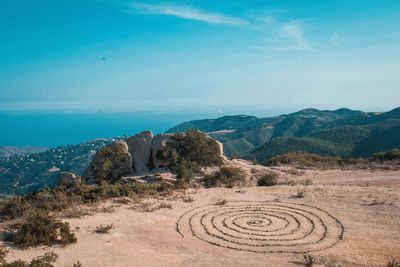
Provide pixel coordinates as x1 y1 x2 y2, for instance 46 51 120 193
176 201 344 253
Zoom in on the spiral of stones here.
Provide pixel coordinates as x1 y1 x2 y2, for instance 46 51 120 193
176 201 344 253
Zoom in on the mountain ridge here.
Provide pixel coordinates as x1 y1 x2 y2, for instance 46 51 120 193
167 107 400 163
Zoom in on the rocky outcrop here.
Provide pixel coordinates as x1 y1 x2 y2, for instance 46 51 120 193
84 140 133 183
150 134 172 169
208 137 225 159
83 130 225 183
125 131 153 175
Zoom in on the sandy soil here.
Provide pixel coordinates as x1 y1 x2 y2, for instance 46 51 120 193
3 162 400 267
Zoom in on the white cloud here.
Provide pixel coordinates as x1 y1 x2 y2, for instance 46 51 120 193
128 2 246 25
127 3 313 52
267 21 314 52
330 32 341 47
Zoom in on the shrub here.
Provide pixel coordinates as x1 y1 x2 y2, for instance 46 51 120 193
215 199 227 206
257 172 278 186
0 251 59 267
94 224 114 234
267 152 342 168
30 251 58 266
0 180 173 222
295 191 305 198
303 253 315 267
9 210 76 248
203 166 245 188
0 247 8 264
0 197 28 221
174 159 197 182
372 149 400 162
26 189 70 212
58 221 77 245
387 259 399 267
182 196 194 203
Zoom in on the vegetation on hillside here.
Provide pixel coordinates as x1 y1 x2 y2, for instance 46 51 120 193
2 108 400 195
371 149 400 162
252 137 344 164
167 107 400 163
0 139 115 195
265 151 400 169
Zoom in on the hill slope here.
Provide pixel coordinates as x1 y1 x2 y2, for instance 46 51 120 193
0 139 114 195
167 107 400 162
0 146 48 158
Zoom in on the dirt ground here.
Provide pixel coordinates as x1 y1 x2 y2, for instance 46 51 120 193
3 163 400 267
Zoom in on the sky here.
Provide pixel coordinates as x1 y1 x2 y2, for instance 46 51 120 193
0 0 400 113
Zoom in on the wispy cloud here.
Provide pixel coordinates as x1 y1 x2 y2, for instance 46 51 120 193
126 3 313 52
258 20 314 52
330 32 341 47
128 2 247 25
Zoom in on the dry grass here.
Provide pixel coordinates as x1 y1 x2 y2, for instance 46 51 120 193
130 201 173 213
215 199 227 206
93 224 114 234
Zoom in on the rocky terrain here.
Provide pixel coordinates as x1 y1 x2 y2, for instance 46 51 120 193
82 130 223 184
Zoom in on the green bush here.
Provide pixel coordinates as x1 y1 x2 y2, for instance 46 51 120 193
9 210 76 248
203 166 245 188
0 197 28 221
159 130 223 185
90 141 133 183
0 251 59 267
168 130 223 167
257 172 278 186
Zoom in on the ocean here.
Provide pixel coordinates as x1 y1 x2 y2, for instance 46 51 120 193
0 110 222 148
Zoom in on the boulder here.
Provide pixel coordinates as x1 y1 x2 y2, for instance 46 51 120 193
59 172 81 186
150 134 172 169
125 131 153 174
211 138 225 159
84 140 133 183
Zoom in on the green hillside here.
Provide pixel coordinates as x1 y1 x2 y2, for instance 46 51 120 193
168 107 400 162
252 137 344 164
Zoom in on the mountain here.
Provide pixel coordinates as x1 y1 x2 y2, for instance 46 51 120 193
0 146 48 158
0 139 115 195
167 107 400 163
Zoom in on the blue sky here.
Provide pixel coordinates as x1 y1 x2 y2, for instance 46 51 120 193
0 0 399 112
